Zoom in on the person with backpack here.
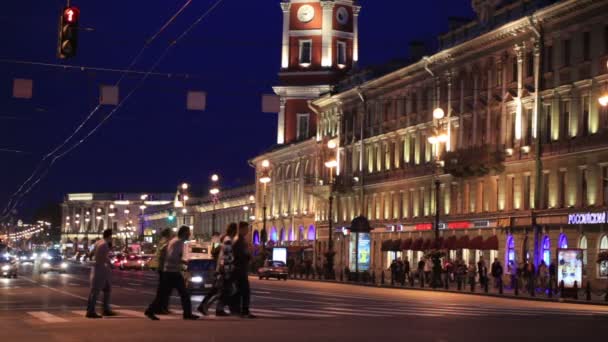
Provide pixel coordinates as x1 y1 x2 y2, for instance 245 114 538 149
197 223 237 317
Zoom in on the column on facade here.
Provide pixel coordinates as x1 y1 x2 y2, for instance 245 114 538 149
446 72 453 151
472 68 479 146
320 1 334 68
353 5 361 64
486 60 494 146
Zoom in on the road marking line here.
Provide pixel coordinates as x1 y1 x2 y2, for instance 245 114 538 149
252 308 336 318
28 311 68 323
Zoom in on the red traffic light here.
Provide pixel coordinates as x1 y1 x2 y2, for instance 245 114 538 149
63 7 80 24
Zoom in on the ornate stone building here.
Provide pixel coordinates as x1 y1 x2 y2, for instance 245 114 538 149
311 0 608 287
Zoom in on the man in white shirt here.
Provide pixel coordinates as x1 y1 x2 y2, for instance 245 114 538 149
86 229 116 318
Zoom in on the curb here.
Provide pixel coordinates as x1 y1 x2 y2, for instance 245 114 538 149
283 276 608 307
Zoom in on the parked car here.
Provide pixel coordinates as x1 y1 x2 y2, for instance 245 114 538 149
0 256 17 278
258 260 288 280
183 258 217 294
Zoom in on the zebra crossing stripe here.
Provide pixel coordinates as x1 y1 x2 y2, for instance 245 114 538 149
283 307 387 317
330 306 443 317
27 311 68 323
253 308 336 318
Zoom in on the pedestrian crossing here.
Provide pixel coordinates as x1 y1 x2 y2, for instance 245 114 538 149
17 302 608 325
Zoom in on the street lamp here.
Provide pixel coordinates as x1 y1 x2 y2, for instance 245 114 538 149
324 140 338 280
209 174 220 235
259 160 271 247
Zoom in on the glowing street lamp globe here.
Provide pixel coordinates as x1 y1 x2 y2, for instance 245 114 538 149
261 160 270 168
211 174 219 182
433 107 445 120
599 94 608 107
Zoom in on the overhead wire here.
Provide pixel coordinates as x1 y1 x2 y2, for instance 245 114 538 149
1 0 205 220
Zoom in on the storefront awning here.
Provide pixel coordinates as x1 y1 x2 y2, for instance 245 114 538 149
455 235 470 249
483 235 499 250
421 238 432 251
411 238 424 251
432 237 444 250
443 236 457 250
400 238 413 250
469 236 484 250
381 240 392 252
390 239 402 252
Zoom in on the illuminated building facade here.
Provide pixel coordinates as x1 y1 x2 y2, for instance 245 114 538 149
312 0 608 287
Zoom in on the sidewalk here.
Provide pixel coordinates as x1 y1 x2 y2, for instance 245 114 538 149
285 273 608 307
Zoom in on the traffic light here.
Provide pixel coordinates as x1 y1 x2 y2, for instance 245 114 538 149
57 6 80 59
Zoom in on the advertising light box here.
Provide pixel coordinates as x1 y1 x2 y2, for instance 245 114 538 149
557 249 583 289
272 247 287 264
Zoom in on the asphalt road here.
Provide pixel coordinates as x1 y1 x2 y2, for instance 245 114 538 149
1 261 607 342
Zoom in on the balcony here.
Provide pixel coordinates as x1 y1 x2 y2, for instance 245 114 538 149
542 131 608 156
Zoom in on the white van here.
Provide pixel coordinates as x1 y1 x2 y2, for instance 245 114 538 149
183 242 212 261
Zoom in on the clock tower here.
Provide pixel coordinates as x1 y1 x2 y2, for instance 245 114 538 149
273 0 360 145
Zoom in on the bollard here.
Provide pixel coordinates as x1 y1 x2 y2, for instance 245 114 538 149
573 280 579 300
559 280 565 299
514 278 519 296
586 282 591 301
484 278 489 293
470 278 475 292
372 271 376 285
498 278 503 295
381 270 385 285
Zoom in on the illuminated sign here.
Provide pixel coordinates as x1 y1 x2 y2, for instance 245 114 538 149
448 221 471 229
272 247 287 264
415 223 432 231
557 249 583 289
473 220 490 228
568 212 607 225
68 193 93 201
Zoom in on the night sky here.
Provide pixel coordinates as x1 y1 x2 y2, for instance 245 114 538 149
0 0 474 220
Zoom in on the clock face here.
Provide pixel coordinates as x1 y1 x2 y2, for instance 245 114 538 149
336 7 349 25
297 5 315 23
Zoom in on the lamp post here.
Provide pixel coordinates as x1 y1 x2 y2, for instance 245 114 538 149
209 174 220 235
324 140 338 280
427 107 448 241
259 160 271 247
139 194 148 241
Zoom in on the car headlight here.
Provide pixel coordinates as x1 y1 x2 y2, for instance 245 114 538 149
42 263 50 268
190 276 203 283
1 265 9 271
33 253 38 259
61 263 68 269
20 256 26 260
41 253 48 259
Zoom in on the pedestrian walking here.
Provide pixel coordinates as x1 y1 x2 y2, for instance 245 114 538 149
491 258 503 289
85 229 116 318
403 257 411 284
538 261 549 294
231 221 256 318
477 258 488 289
390 259 398 285
424 257 432 284
197 223 237 317
144 228 173 317
146 226 199 320
467 261 477 291
417 258 425 285
456 260 466 290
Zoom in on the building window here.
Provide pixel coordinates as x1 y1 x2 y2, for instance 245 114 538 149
542 172 549 209
542 236 551 266
603 166 608 206
525 108 533 146
509 112 516 148
544 105 552 143
559 169 567 208
296 113 310 140
581 168 588 207
510 176 516 211
560 100 570 139
582 95 589 136
579 236 588 271
563 39 571 67
506 235 516 265
523 174 531 210
599 235 608 278
337 41 347 67
558 233 568 249
583 32 591 62
512 57 518 83
299 40 312 66
526 52 533 77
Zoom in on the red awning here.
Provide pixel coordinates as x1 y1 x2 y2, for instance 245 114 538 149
469 236 484 250
411 238 424 251
381 240 392 252
400 238 413 250
455 235 470 249
391 239 402 252
433 237 444 250
421 238 432 251
443 236 457 250
484 235 499 250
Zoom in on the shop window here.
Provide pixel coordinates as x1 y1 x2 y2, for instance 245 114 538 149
579 236 588 273
462 248 471 263
558 233 568 249
542 236 551 266
253 230 260 246
599 236 608 278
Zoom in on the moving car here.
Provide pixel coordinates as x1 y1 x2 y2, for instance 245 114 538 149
110 253 125 268
17 251 35 264
41 255 68 274
258 260 288 281
120 254 146 270
0 256 17 278
183 259 217 294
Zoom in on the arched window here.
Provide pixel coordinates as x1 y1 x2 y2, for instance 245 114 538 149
558 233 568 249
542 236 551 266
307 225 316 241
270 227 278 242
252 230 260 246
279 228 285 242
579 236 588 266
600 235 608 278
299 226 305 241
506 235 516 265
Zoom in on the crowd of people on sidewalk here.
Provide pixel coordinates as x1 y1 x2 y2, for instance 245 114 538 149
388 255 559 295
85 221 257 320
